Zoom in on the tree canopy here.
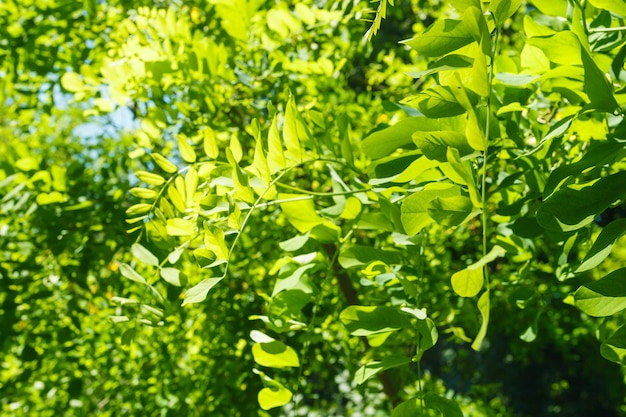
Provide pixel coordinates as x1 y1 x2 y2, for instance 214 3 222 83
2 1 626 416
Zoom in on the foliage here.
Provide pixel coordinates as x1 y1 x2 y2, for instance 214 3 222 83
2 0 626 416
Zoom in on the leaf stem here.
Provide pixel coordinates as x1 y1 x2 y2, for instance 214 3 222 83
276 181 372 197
482 17 499 289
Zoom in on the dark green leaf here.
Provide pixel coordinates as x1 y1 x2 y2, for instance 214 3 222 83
354 356 411 385
577 218 626 272
537 171 626 232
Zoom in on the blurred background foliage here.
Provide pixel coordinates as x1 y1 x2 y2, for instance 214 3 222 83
1 1 626 416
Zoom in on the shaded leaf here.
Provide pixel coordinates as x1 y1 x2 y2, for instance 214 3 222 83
601 325 626 365
354 356 411 385
537 171 626 232
577 218 626 272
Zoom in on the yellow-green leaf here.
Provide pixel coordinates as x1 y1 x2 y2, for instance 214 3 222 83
151 153 178 173
166 218 196 236
178 136 197 163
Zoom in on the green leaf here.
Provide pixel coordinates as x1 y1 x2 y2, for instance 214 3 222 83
160 267 183 286
131 243 159 266
446 147 480 207
267 114 286 174
15 157 39 171
354 356 411 385
531 0 567 15
151 153 178 173
371 153 440 184
392 394 463 417
472 290 490 350
537 171 626 232
405 55 474 79
167 184 187 213
226 148 255 203
130 187 158 199
121 327 136 346
272 265 316 296
523 115 574 157
166 218 197 236
125 203 152 216
402 18 474 58
135 170 166 186
340 306 412 336
574 268 626 317
589 0 626 16
182 277 223 306
401 183 463 235
283 95 308 163
543 141 623 198
279 194 323 233
490 0 523 26
203 127 219 159
601 325 626 365
451 267 483 298
452 245 505 297
415 318 439 360
203 225 229 261
258 384 292 410
267 290 313 332
577 219 626 272
229 133 243 163
338 245 402 269
448 74 485 150
405 86 466 119
178 136 197 163
252 340 300 368
413 130 474 162
581 47 619 113
527 31 581 66
278 232 310 252
119 262 147 284
427 195 475 227
60 72 85 92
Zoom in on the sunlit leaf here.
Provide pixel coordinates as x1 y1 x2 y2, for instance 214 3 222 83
354 356 410 385
601 325 626 365
574 268 626 317
131 243 159 266
402 18 474 58
577 219 626 272
166 218 196 236
119 262 147 284
136 170 166 186
160 267 183 286
472 290 490 350
340 305 412 336
252 340 300 368
178 136 197 163
182 277 223 306
151 153 178 173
